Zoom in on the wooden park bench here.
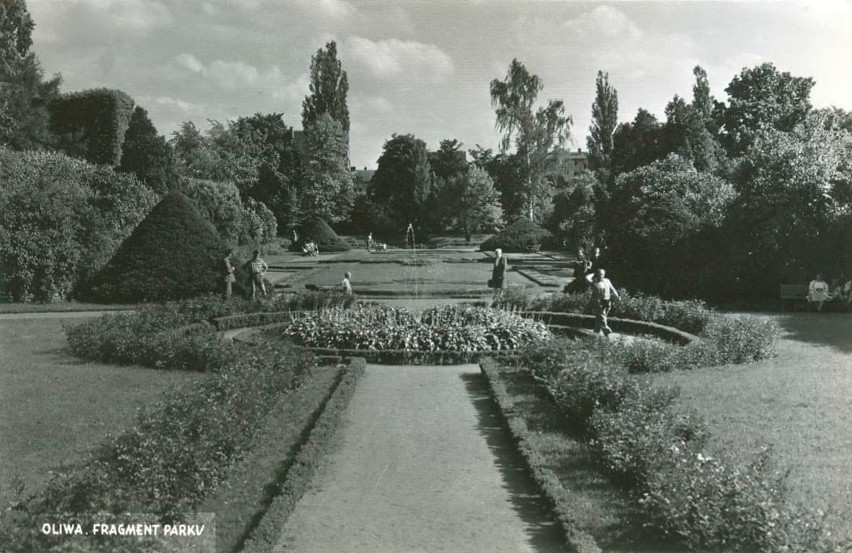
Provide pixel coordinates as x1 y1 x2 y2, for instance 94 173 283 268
779 284 810 311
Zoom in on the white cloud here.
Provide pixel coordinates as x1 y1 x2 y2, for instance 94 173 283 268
175 53 205 74
562 5 642 39
138 95 199 113
58 0 173 31
345 37 454 81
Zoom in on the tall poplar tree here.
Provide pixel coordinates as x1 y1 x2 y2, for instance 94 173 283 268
301 41 350 134
587 70 618 176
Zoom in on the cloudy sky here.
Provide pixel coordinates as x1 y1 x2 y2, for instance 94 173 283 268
27 0 852 169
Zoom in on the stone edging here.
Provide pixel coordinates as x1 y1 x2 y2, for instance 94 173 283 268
520 311 698 345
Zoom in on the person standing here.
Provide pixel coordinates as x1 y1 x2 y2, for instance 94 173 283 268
341 271 353 295
586 267 620 336
367 232 373 251
247 249 268 300
223 250 236 299
565 247 591 293
491 248 508 294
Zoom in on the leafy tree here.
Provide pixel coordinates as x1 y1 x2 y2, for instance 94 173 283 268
719 62 814 156
170 120 259 192
728 114 851 291
444 165 503 242
611 108 666 176
302 41 349 134
587 70 618 177
490 59 571 221
546 171 599 251
0 0 60 150
371 133 434 231
469 145 524 222
606 154 735 296
118 106 176 194
298 113 354 223
430 139 468 182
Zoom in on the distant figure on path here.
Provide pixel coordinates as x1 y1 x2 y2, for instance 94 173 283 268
588 246 604 275
807 273 831 311
367 232 373 251
586 267 620 336
491 248 508 296
223 250 236 299
292 229 298 244
341 271 353 295
565 247 591 293
247 249 268 300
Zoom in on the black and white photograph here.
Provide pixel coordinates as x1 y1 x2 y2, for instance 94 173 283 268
1 0 851 551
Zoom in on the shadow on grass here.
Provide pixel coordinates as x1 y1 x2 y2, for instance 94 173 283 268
775 312 852 354
460 372 568 553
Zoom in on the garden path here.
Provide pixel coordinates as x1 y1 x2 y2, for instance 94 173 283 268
272 363 565 553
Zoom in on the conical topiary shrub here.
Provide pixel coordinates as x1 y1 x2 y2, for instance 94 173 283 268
83 192 232 303
288 216 350 253
480 218 553 253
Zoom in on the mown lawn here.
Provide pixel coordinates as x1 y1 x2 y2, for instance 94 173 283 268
0 316 208 505
652 313 852 538
287 250 537 293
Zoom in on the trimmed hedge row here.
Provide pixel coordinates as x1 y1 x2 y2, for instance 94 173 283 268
516 339 832 552
240 360 366 553
49 88 136 166
480 359 602 553
0 339 315 553
197 362 354 553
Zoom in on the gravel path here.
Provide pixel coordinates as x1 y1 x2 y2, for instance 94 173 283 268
273 364 565 553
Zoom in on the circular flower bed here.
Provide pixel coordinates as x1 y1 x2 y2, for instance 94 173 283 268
283 304 550 352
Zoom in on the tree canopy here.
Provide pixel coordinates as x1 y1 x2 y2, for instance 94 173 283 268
490 59 571 221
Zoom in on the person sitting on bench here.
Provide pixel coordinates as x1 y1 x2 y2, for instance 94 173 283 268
807 273 831 311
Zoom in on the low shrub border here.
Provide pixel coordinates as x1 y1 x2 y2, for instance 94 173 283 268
239 359 365 553
516 338 832 552
0 339 315 553
196 361 362 553
480 358 602 553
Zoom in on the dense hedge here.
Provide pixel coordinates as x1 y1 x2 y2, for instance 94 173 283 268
480 218 553 253
518 339 832 552
0 339 314 553
0 148 158 302
49 88 136 166
497 288 779 373
82 192 231 303
289 216 350 252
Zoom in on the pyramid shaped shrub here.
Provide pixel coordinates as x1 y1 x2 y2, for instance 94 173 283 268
83 192 231 303
289 217 350 252
480 218 553 253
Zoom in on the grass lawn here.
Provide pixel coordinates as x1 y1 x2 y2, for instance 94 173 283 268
652 313 852 538
0 316 208 505
277 249 545 294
